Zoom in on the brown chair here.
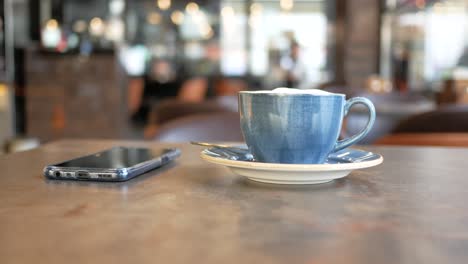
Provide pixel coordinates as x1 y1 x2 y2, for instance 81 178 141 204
150 98 236 125
343 92 435 144
375 133 468 147
214 78 248 96
144 97 240 139
154 112 244 142
375 104 468 147
391 104 468 133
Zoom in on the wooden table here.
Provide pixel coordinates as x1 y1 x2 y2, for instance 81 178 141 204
1 140 468 264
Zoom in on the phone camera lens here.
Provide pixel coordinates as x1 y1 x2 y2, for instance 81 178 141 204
54 171 61 178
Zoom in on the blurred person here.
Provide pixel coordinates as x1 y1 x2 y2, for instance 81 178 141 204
141 41 223 138
280 39 311 89
264 45 287 90
456 46 468 68
392 44 410 93
129 58 182 126
179 40 221 99
452 47 468 81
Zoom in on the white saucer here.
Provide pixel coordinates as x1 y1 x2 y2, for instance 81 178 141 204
201 148 383 185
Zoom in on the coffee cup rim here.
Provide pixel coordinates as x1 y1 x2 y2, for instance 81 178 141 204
239 90 345 97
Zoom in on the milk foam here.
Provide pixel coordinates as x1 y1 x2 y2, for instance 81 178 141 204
244 87 338 95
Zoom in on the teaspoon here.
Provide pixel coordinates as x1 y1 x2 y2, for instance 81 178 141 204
190 141 254 161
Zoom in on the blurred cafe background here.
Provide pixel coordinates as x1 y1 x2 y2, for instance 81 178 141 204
1 0 468 153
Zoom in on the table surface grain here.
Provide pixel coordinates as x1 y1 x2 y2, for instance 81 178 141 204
1 139 468 264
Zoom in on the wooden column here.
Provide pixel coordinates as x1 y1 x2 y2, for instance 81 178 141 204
343 0 381 89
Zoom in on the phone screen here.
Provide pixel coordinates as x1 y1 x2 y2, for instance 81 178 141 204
55 147 170 169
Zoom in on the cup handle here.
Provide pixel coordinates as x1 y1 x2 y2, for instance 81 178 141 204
333 97 376 152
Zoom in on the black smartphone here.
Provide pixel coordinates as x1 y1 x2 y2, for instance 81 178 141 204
44 146 181 182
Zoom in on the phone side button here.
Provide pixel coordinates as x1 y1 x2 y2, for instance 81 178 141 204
76 171 90 179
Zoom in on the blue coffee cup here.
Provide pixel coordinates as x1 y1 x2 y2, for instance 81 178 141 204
239 89 376 164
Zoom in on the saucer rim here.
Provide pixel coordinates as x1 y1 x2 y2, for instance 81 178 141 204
200 148 383 172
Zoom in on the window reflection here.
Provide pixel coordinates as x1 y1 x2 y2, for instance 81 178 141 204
381 0 468 93
15 0 337 142
37 0 333 91
220 0 330 88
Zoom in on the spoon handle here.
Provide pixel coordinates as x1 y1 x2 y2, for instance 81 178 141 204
191 141 254 161
190 141 232 148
